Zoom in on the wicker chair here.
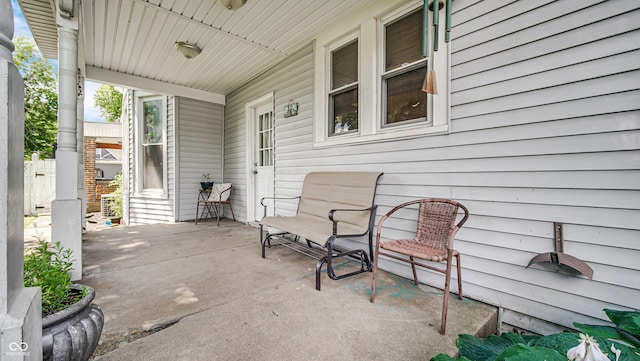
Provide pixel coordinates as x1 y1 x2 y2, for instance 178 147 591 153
370 198 469 334
195 183 236 226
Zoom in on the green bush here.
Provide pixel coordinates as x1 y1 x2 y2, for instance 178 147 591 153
24 240 86 316
108 173 123 218
432 309 640 361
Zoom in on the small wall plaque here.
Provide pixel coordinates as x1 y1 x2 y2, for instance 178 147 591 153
284 101 298 118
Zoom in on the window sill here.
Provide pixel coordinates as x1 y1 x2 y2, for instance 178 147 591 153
133 189 168 200
314 123 448 148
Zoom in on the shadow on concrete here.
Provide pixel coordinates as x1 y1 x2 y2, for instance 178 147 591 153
79 220 497 361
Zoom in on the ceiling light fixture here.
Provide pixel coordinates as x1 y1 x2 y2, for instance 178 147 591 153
174 41 202 59
218 0 247 10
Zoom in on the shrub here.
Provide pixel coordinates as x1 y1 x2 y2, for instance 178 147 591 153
108 173 123 218
431 309 640 361
24 240 86 316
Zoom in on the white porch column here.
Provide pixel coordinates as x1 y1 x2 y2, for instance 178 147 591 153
0 0 43 359
77 75 86 231
51 0 82 281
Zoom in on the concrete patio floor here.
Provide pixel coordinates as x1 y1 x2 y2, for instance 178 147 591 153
76 219 497 361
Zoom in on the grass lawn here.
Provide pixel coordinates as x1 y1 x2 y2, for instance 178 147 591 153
24 215 37 229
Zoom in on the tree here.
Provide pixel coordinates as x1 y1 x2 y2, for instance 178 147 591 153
12 36 58 160
93 84 122 123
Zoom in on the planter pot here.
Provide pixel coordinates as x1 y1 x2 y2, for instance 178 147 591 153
42 285 104 361
200 181 213 190
110 217 121 225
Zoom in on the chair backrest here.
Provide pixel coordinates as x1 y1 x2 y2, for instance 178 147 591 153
415 199 468 251
208 183 232 202
297 172 383 231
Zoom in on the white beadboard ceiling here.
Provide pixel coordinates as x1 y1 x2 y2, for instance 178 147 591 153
18 0 388 98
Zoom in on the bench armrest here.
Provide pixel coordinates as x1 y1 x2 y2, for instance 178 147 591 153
328 205 377 235
260 196 301 218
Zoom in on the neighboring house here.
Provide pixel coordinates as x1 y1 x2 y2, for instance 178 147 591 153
84 121 122 213
18 0 639 335
96 148 122 180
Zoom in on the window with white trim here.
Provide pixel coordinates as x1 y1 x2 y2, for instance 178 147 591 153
314 0 448 146
329 38 358 136
136 95 167 196
382 8 428 126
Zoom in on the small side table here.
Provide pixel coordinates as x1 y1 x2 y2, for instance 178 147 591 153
197 187 216 221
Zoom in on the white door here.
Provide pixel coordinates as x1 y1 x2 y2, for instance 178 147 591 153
254 103 275 220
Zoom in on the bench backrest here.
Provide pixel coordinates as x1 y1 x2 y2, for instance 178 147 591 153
297 172 383 232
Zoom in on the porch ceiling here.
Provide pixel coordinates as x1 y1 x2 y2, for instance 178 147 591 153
18 0 382 98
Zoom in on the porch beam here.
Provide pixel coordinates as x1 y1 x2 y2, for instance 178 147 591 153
95 142 122 150
86 66 226 105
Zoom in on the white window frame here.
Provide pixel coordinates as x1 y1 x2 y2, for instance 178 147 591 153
313 0 449 147
327 34 359 137
134 94 168 198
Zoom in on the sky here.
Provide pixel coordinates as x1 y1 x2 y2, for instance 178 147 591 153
11 0 106 123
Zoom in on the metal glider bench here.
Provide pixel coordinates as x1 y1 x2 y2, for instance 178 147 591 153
259 172 383 290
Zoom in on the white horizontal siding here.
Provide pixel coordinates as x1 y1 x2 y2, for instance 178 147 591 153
447 0 640 329
175 97 224 221
126 95 175 225
222 0 640 333
128 197 174 225
224 44 315 223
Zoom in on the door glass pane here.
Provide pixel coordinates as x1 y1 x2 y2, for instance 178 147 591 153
258 111 274 167
386 67 427 124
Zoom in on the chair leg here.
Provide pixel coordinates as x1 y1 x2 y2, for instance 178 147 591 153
441 256 454 335
195 202 200 224
228 202 236 221
410 256 419 285
215 204 221 226
456 253 463 300
370 248 380 303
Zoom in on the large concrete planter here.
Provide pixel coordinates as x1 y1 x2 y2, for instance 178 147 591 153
42 285 104 361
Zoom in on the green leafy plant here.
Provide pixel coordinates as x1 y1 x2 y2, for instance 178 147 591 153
431 309 640 361
13 36 58 160
24 240 87 316
108 173 123 218
93 84 123 123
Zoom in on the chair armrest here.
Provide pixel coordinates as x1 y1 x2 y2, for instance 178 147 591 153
260 196 300 207
328 206 377 235
260 196 301 218
219 185 232 198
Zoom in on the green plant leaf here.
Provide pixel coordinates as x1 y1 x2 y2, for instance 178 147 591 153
494 344 566 361
575 323 640 348
24 240 76 315
458 333 526 361
606 309 640 339
529 332 581 353
431 354 473 361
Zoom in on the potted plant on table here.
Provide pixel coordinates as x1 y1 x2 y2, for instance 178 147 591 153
107 173 123 224
201 173 213 190
24 240 104 361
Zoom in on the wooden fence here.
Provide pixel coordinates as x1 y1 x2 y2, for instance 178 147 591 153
24 153 55 215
